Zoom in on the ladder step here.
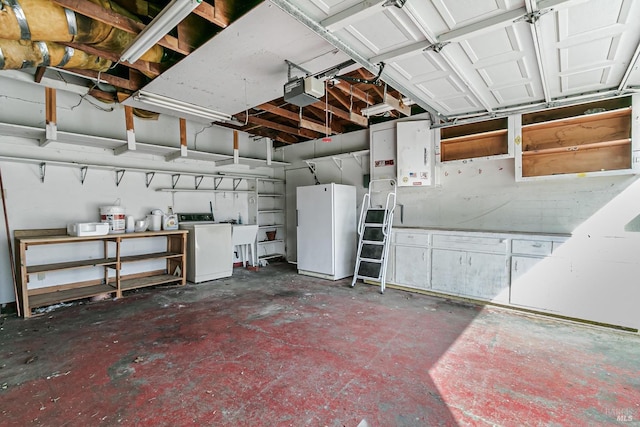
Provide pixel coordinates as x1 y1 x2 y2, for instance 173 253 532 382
356 274 381 281
360 258 382 263
362 240 384 245
360 244 384 260
363 227 384 242
358 261 382 278
365 209 386 224
364 223 384 227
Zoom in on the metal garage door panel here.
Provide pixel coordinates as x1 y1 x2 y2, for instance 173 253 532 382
451 23 544 107
386 50 483 115
297 0 363 19
339 8 423 55
430 0 523 29
538 0 640 98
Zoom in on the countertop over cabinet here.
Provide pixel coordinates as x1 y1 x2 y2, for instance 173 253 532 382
386 227 640 331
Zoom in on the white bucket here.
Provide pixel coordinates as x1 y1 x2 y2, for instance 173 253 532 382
147 214 162 231
100 205 126 234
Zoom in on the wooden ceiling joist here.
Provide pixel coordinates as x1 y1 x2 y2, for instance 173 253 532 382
311 100 368 127
327 87 356 112
194 1 231 28
52 0 192 56
256 103 299 122
331 80 374 105
256 103 343 134
238 115 320 139
357 69 385 100
65 68 140 92
64 42 163 77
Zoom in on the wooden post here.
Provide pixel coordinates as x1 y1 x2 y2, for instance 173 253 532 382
180 118 188 157
233 130 239 165
125 106 136 151
40 87 57 146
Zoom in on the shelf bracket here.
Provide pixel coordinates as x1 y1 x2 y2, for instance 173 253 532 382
214 177 223 190
39 162 46 183
145 172 155 188
171 174 181 189
351 153 364 169
331 157 343 171
80 166 88 185
194 175 204 190
115 169 125 187
233 178 242 191
304 161 320 185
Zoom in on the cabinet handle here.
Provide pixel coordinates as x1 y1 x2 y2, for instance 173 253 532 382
514 260 518 272
532 243 542 248
468 257 472 266
459 256 463 264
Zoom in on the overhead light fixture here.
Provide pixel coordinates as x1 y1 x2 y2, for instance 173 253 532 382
132 91 232 122
120 0 202 64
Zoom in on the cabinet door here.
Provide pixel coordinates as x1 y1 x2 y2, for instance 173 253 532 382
394 245 429 289
510 255 564 309
431 249 465 295
466 252 509 302
397 121 434 187
370 122 396 180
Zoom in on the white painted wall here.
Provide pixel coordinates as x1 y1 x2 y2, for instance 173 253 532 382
278 130 370 262
282 119 640 257
0 74 284 304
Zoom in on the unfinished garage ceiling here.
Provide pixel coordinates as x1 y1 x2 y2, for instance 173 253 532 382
2 0 640 146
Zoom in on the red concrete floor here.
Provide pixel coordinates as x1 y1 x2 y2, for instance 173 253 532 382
1 262 639 426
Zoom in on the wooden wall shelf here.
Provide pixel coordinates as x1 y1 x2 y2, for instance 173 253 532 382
520 104 633 178
439 117 510 162
15 229 188 318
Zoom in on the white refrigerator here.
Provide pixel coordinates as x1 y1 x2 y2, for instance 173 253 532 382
296 183 357 280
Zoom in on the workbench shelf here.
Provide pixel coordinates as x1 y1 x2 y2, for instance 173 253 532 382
15 229 188 318
28 283 117 309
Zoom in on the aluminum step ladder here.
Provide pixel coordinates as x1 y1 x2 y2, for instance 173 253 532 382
351 179 396 293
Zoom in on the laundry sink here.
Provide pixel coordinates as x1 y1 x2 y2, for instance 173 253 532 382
232 224 258 245
232 225 258 267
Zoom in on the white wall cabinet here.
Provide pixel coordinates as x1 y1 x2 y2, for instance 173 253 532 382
396 121 435 187
369 121 397 181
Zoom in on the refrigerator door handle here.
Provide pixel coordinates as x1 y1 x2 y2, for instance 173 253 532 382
296 209 299 226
